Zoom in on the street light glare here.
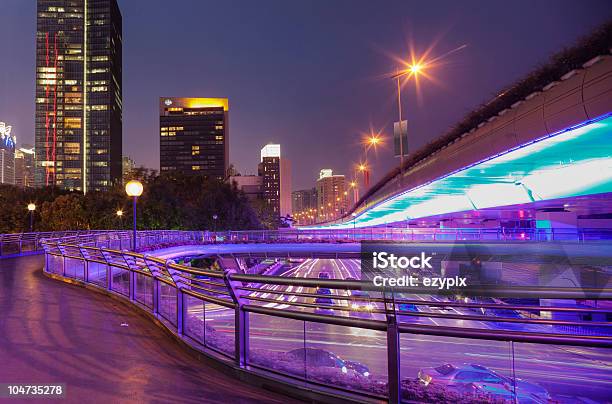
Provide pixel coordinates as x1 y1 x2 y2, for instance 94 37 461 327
409 63 423 74
125 180 143 197
27 203 36 211
116 210 123 217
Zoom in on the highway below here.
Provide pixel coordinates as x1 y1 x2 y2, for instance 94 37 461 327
188 258 612 403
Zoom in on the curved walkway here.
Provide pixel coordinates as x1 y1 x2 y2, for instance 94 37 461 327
0 255 296 404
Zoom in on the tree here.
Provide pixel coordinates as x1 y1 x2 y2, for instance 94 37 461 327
40 194 88 230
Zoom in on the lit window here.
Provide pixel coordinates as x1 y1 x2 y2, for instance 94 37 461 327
64 117 82 129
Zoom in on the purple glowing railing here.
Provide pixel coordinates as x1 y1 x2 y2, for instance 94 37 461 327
38 231 612 403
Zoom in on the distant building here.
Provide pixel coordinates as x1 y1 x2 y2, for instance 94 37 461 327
35 0 123 192
0 122 16 185
230 175 263 202
122 156 135 183
258 144 291 221
15 145 35 188
159 97 229 180
292 188 317 225
316 169 348 222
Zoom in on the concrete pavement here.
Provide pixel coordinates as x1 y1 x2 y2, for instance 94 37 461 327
0 255 297 404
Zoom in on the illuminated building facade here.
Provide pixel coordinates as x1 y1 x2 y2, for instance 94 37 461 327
316 169 348 222
159 97 229 180
15 146 36 188
0 122 16 185
258 144 292 221
292 188 317 225
35 0 123 192
121 155 135 184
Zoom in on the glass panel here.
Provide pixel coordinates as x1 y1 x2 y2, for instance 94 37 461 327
305 322 387 396
204 302 234 357
514 342 610 403
159 282 177 326
184 294 205 344
111 266 129 296
65 257 84 280
47 254 64 274
399 334 511 403
248 313 305 379
88 261 107 287
134 272 153 308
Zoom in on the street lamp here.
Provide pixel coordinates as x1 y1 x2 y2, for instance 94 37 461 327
125 180 143 251
27 203 36 232
391 63 424 173
116 209 124 228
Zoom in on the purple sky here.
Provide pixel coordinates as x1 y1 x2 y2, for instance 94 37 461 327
1 0 610 190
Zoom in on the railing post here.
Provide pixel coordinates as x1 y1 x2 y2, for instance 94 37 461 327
79 247 90 282
121 254 139 302
166 259 187 335
101 250 114 291
387 316 401 404
224 268 249 368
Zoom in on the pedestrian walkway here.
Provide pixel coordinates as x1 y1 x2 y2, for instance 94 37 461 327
0 255 295 404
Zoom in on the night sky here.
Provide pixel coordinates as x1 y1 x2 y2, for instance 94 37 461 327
1 0 611 190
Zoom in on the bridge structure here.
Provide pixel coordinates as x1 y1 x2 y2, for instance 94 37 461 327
1 230 611 403
303 54 612 233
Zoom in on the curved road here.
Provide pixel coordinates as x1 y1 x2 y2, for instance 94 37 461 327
0 255 296 404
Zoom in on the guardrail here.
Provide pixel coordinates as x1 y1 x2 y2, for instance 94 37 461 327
218 227 612 243
0 230 212 258
40 232 612 403
4 227 609 259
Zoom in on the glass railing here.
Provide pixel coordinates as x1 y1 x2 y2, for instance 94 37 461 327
40 236 611 403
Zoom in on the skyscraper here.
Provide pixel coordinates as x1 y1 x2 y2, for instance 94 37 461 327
159 97 229 180
15 145 36 188
121 155 135 184
316 169 348 222
35 0 122 192
292 188 317 225
0 122 16 185
258 144 291 221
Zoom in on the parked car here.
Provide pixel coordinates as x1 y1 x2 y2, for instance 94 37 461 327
286 348 370 377
418 363 551 403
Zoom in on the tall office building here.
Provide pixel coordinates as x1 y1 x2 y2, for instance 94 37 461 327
292 188 317 225
0 122 16 185
15 145 36 188
35 0 122 192
121 155 135 183
316 169 348 222
160 97 229 180
258 144 291 221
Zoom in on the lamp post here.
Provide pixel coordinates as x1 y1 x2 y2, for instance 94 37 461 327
125 180 143 251
391 63 423 177
27 203 36 232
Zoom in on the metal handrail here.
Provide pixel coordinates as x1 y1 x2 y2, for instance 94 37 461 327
35 230 612 403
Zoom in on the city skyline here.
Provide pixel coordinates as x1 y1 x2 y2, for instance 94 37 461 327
2 0 611 191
